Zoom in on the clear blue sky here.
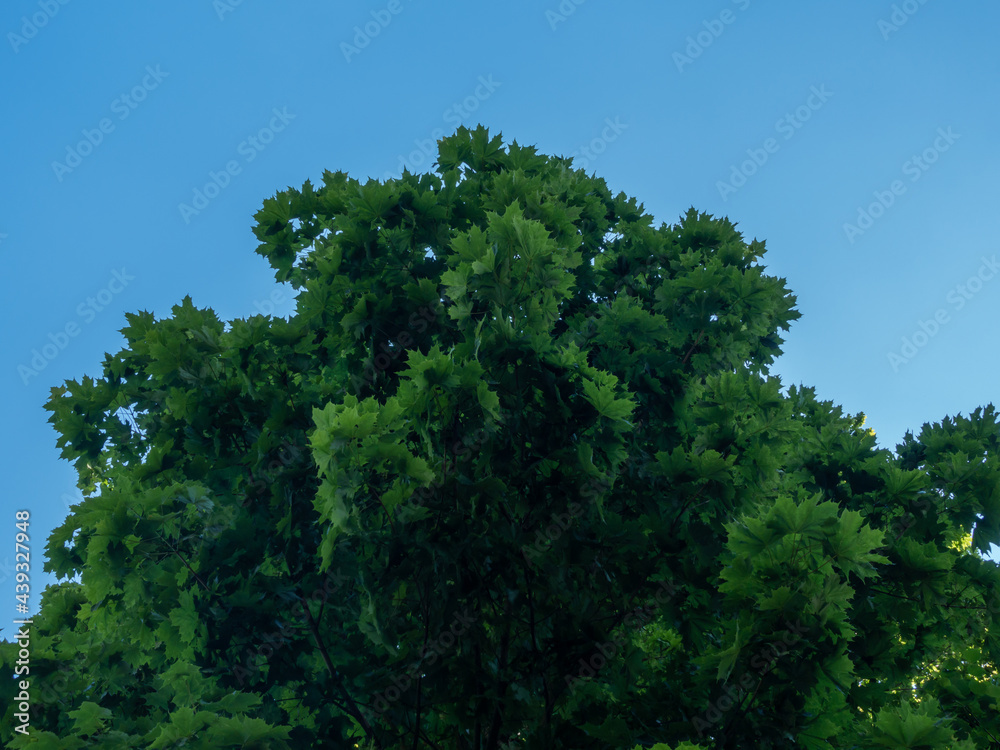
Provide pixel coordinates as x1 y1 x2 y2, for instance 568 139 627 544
3 0 999 634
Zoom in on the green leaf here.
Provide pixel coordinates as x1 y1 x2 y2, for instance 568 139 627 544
68 701 112 736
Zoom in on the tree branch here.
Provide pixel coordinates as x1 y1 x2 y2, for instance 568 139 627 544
301 595 384 750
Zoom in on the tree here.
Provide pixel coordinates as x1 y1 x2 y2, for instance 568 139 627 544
3 125 999 749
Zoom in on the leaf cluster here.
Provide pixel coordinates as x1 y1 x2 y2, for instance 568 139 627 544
3 126 999 749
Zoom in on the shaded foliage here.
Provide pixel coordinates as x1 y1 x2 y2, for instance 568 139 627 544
3 126 999 749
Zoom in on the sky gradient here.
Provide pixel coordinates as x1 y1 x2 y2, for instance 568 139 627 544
3 0 999 634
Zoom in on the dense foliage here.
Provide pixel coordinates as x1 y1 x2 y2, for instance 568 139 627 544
3 126 999 749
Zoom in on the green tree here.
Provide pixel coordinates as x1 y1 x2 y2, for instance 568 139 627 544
3 126 999 749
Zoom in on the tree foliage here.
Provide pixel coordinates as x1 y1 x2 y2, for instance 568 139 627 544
3 126 999 749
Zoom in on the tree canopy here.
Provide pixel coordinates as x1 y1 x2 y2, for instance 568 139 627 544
3 125 999 749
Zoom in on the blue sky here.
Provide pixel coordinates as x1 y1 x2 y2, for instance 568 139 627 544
2 0 999 634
